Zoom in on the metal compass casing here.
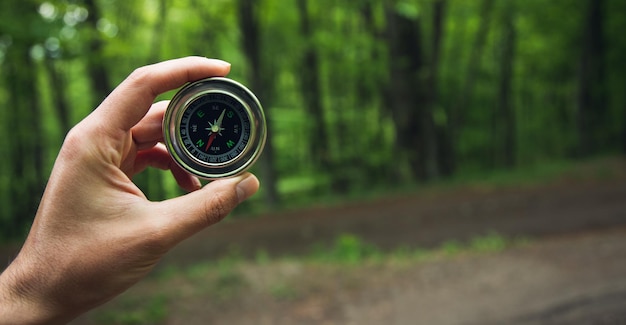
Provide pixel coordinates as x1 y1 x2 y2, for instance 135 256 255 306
163 77 266 180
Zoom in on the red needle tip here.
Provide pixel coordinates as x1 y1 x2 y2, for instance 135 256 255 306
205 133 217 151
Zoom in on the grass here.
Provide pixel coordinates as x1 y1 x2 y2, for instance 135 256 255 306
308 234 383 264
94 294 169 325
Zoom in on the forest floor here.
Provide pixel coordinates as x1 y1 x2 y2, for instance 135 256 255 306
26 157 626 324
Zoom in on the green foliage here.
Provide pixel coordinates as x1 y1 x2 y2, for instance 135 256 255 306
452 159 577 187
255 248 271 265
269 282 299 301
1 0 626 240
441 240 463 256
310 234 382 264
94 294 169 325
212 271 248 301
469 232 508 252
182 251 249 302
395 1 421 19
304 232 523 265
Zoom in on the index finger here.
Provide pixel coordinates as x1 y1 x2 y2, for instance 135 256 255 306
94 56 231 133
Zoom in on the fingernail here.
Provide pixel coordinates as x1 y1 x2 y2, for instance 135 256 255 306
236 174 259 203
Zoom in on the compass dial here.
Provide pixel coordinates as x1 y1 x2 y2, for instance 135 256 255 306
163 78 266 179
181 93 250 164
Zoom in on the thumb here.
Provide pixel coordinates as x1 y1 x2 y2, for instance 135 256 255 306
153 173 259 246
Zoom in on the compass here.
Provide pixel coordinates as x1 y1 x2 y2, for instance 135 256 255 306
163 77 266 180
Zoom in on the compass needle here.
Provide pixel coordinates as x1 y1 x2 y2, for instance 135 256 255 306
205 132 217 152
216 109 226 128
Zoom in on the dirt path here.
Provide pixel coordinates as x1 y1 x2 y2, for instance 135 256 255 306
343 227 626 325
162 177 626 266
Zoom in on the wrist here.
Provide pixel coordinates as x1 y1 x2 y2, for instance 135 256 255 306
0 262 66 325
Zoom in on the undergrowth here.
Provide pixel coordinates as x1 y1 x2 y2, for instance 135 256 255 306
92 232 528 325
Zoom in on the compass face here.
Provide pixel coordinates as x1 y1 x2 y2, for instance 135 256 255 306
163 78 266 179
181 93 251 165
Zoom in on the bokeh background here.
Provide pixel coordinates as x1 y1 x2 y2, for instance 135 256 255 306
1 0 626 324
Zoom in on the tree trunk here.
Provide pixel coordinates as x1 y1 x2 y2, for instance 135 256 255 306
139 0 169 200
623 99 626 154
450 0 494 167
576 0 606 156
83 0 112 105
355 2 392 185
430 0 455 177
238 0 280 207
5 36 45 238
495 0 517 168
384 5 439 181
44 58 72 134
296 0 331 171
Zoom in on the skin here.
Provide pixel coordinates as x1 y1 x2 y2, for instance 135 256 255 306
0 57 260 324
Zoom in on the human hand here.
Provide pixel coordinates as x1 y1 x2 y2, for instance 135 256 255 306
0 57 260 324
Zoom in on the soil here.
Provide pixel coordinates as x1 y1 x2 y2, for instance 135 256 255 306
8 158 626 324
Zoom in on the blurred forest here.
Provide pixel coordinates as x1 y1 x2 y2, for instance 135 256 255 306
0 0 625 240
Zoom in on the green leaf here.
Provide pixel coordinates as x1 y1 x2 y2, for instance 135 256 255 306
395 1 420 19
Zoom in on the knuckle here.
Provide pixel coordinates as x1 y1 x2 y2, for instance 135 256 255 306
127 66 151 85
60 125 89 159
60 122 112 163
125 65 159 98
